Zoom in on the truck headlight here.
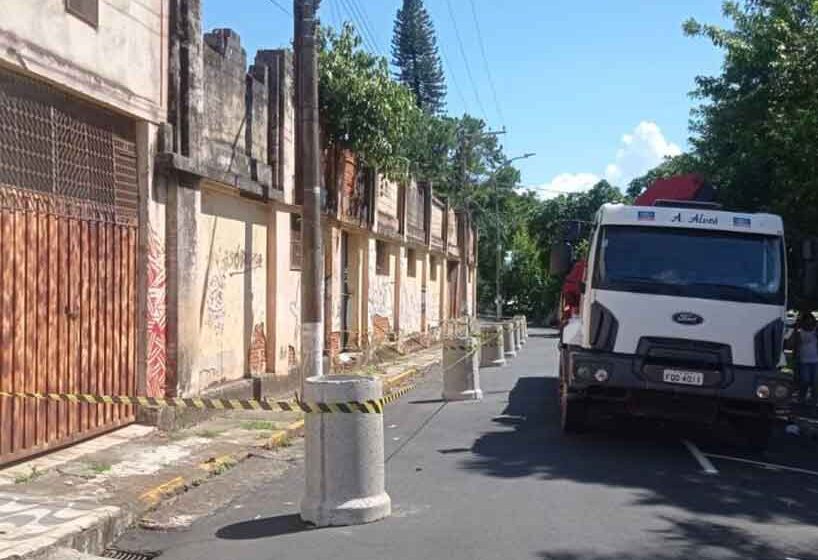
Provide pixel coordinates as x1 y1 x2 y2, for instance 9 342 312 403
594 368 610 383
756 384 771 399
773 384 790 400
576 365 591 380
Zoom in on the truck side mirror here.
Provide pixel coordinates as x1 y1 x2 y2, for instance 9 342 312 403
562 220 583 243
549 242 573 276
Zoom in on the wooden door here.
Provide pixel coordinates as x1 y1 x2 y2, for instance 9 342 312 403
0 69 138 466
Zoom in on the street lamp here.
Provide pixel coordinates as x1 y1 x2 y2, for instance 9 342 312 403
494 153 535 321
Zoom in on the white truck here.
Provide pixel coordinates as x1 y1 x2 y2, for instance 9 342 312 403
554 200 791 448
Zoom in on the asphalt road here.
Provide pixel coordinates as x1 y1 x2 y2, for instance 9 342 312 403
114 329 818 560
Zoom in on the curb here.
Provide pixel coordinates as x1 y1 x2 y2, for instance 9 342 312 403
261 418 305 450
383 367 419 391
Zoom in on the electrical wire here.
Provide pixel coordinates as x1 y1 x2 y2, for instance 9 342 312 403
440 46 470 115
444 0 488 122
348 0 382 54
338 0 379 55
468 0 505 128
265 0 291 17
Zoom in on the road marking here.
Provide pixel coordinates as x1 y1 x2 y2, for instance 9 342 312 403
682 440 719 475
703 453 818 477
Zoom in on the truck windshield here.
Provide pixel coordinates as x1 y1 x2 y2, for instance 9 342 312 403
594 225 784 305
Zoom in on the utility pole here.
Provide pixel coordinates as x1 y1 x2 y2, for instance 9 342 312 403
295 0 324 386
493 153 535 321
456 126 505 321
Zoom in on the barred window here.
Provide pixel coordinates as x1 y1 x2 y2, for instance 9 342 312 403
290 214 302 270
376 240 389 276
407 249 417 278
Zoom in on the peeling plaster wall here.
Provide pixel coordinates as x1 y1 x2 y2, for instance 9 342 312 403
368 238 397 337
427 255 442 330
273 210 301 375
0 0 168 123
399 247 423 335
194 186 267 393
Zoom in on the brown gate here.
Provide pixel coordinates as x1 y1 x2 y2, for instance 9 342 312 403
0 69 138 466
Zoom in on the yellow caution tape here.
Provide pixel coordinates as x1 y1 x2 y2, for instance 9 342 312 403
0 383 417 414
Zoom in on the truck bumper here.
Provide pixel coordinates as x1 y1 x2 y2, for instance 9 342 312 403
563 347 791 420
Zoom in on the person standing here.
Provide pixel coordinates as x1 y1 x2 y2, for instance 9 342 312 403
792 311 818 404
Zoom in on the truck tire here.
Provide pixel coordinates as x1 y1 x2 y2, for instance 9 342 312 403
560 385 588 434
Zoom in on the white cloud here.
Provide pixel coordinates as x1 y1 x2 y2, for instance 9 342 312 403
533 121 681 198
533 172 600 199
603 121 681 185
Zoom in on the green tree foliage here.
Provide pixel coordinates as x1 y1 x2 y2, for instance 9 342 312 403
625 153 702 200
525 181 625 320
391 0 447 114
319 23 422 179
683 0 818 237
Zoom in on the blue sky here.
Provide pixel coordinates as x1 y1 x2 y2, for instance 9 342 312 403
203 0 728 195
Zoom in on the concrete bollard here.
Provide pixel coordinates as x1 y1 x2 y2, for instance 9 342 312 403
517 315 528 346
443 335 483 401
503 321 517 359
513 318 522 351
301 375 391 527
523 316 528 339
480 324 506 368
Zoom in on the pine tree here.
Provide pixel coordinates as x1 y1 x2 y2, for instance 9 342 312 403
391 0 447 114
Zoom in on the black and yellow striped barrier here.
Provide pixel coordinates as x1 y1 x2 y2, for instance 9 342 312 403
0 382 416 414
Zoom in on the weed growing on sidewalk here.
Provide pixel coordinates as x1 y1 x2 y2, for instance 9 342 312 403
241 420 277 431
14 466 45 484
91 462 112 474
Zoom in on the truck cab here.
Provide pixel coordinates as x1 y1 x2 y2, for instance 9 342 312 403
557 201 791 446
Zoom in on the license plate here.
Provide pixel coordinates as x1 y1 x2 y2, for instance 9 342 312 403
662 369 705 386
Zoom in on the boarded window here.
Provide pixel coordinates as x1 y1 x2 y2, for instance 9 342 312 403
407 249 417 278
376 240 389 275
290 213 302 270
66 0 99 27
430 256 438 281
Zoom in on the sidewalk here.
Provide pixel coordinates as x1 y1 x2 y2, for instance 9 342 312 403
0 345 441 560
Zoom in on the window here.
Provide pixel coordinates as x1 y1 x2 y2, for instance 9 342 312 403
66 0 99 27
430 256 438 281
290 214 302 270
376 240 389 275
407 249 417 278
594 225 784 305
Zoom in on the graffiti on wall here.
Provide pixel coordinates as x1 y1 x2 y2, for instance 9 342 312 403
204 246 264 335
146 227 167 397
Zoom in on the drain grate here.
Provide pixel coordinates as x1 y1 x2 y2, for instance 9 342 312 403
102 548 161 560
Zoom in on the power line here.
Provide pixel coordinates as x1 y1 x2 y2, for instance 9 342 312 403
265 0 291 17
348 0 382 54
444 0 488 122
328 0 341 28
338 0 379 55
439 47 470 115
468 0 505 128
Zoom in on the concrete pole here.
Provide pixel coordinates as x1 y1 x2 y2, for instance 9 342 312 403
296 0 324 387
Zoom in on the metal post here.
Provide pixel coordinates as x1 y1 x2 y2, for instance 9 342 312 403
296 0 324 387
